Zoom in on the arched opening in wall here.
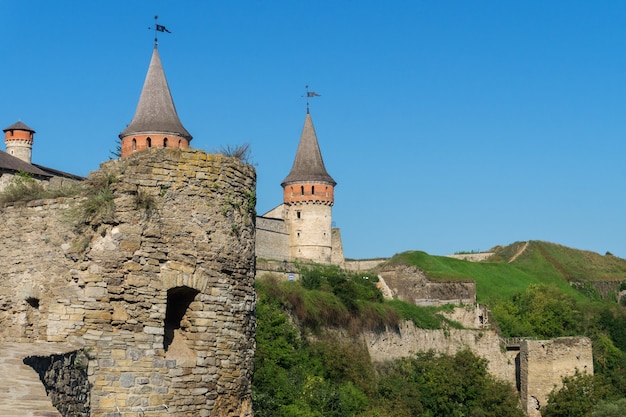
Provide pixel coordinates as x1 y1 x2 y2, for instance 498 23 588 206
178 139 182 148
147 137 152 148
163 137 168 148
132 138 137 151
312 186 315 195
164 286 199 353
301 186 304 196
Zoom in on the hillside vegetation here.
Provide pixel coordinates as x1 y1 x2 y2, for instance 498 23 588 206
254 242 626 416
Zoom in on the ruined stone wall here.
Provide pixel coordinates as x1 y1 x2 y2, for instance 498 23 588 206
378 264 476 306
520 338 593 417
0 148 256 417
362 320 517 384
330 228 345 267
362 319 594 413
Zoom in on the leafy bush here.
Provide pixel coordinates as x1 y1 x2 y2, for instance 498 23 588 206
490 284 583 338
374 350 524 417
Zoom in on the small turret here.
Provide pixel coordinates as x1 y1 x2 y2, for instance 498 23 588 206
3 121 35 164
119 46 192 157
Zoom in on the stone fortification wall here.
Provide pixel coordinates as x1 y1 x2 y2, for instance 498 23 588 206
0 148 256 417
446 252 494 262
362 320 517 384
330 228 345 267
362 320 593 411
256 216 288 261
343 259 387 272
378 264 476 306
520 337 593 417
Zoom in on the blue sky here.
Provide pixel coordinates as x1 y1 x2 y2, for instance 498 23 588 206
2 1 626 260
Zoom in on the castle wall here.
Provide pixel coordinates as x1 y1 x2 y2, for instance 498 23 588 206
0 148 256 417
362 321 594 412
361 321 517 384
256 216 289 261
520 338 593 417
330 228 345 267
343 259 387 272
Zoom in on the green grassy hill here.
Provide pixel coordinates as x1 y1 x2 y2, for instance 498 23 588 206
381 240 626 304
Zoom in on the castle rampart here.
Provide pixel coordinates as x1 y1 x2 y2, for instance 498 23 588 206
0 148 256 416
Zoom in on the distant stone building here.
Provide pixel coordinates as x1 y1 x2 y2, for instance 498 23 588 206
0 121 83 191
256 110 345 266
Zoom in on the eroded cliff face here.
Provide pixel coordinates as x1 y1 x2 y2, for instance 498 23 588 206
0 148 256 417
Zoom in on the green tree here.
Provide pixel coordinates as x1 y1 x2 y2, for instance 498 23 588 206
542 372 616 417
374 350 524 417
592 398 626 417
491 284 582 338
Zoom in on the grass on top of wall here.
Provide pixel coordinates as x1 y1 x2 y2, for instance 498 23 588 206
0 171 80 205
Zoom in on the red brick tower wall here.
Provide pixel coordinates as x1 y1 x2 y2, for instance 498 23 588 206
121 134 190 157
283 183 334 205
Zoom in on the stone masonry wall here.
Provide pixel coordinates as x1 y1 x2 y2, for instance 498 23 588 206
0 148 256 417
520 337 593 417
378 264 476 306
362 320 517 384
255 216 288 261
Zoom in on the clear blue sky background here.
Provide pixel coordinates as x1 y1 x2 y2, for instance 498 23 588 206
2 1 625 260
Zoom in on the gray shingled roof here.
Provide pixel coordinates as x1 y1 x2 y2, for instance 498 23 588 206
119 47 192 140
281 112 336 187
3 121 35 133
0 150 51 177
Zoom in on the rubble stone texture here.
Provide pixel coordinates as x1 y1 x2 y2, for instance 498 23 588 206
0 148 256 417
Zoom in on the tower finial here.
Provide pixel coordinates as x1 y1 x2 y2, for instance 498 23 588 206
304 85 320 114
149 15 172 48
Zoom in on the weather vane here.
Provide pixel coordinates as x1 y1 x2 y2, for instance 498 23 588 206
303 85 320 113
149 16 171 47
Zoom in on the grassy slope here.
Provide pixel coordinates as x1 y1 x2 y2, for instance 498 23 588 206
383 241 626 304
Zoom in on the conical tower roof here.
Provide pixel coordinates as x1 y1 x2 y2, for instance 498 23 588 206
282 112 336 187
119 46 192 140
3 121 35 133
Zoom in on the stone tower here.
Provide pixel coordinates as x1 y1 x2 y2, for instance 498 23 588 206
281 110 336 263
119 46 192 157
3 121 35 163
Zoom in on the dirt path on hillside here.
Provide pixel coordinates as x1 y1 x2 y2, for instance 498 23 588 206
509 241 529 263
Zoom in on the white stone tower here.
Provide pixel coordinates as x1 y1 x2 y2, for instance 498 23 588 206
281 110 336 264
